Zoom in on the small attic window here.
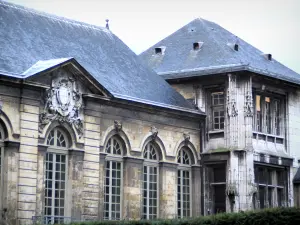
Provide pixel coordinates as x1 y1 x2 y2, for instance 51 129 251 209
263 53 272 61
155 48 162 54
234 44 239 51
193 42 204 51
154 46 166 55
227 43 239 51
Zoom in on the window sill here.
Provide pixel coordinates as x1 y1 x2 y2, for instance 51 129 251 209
208 130 224 134
208 130 224 139
253 131 284 144
253 131 284 139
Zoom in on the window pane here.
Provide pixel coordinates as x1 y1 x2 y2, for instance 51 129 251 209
177 169 190 218
143 165 158 219
104 161 122 220
44 153 66 223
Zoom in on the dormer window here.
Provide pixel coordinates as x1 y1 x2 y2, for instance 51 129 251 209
154 46 166 55
155 48 162 54
263 53 272 61
234 44 239 51
193 42 204 51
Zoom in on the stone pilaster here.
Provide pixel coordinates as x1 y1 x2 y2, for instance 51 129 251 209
159 162 177 219
17 88 40 224
123 157 144 220
191 165 201 217
4 141 20 225
82 113 101 220
69 150 84 220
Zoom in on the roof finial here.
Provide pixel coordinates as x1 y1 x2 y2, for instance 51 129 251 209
105 19 109 30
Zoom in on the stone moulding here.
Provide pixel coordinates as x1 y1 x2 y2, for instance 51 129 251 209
39 76 83 138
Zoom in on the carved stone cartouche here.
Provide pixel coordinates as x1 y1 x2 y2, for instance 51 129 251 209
39 73 83 138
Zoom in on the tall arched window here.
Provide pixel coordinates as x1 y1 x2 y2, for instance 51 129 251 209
104 135 124 220
45 128 69 224
142 142 159 219
177 148 192 218
0 124 5 211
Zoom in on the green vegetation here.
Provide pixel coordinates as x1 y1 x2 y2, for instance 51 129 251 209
72 207 300 225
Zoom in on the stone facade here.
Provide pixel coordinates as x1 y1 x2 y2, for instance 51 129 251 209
0 66 203 224
170 72 296 214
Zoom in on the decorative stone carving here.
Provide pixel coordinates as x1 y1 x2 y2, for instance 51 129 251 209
244 91 253 117
114 120 122 132
227 74 238 117
183 132 190 144
0 101 2 115
226 182 239 196
150 126 158 140
39 76 83 137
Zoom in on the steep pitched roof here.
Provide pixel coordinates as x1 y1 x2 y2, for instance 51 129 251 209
0 1 200 113
139 18 300 84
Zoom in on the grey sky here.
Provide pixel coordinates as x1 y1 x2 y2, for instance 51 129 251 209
6 0 300 74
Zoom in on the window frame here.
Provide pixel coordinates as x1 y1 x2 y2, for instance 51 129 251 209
206 89 225 132
177 148 192 218
211 92 225 131
103 136 124 221
253 91 285 137
142 142 160 220
254 165 288 209
44 128 69 224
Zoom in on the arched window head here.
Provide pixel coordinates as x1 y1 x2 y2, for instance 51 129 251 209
143 142 158 160
105 136 123 156
177 148 191 165
47 128 68 148
0 124 4 141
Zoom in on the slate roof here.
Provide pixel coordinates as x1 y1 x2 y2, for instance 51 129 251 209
139 18 300 84
0 1 201 114
293 167 300 184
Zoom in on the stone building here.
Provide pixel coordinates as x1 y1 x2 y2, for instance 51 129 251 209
0 1 204 224
140 18 300 214
0 1 300 225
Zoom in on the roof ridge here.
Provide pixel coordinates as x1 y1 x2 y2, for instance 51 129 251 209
0 0 110 33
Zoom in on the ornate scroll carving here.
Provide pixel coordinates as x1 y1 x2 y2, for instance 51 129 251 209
244 76 253 117
183 132 190 144
39 75 83 138
244 91 253 117
227 74 238 117
150 126 158 140
114 120 122 132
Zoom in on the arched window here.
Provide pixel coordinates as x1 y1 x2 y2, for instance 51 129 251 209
104 135 124 220
45 128 69 224
0 124 5 211
142 142 159 219
177 148 192 218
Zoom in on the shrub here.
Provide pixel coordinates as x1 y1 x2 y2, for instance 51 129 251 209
71 208 300 225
